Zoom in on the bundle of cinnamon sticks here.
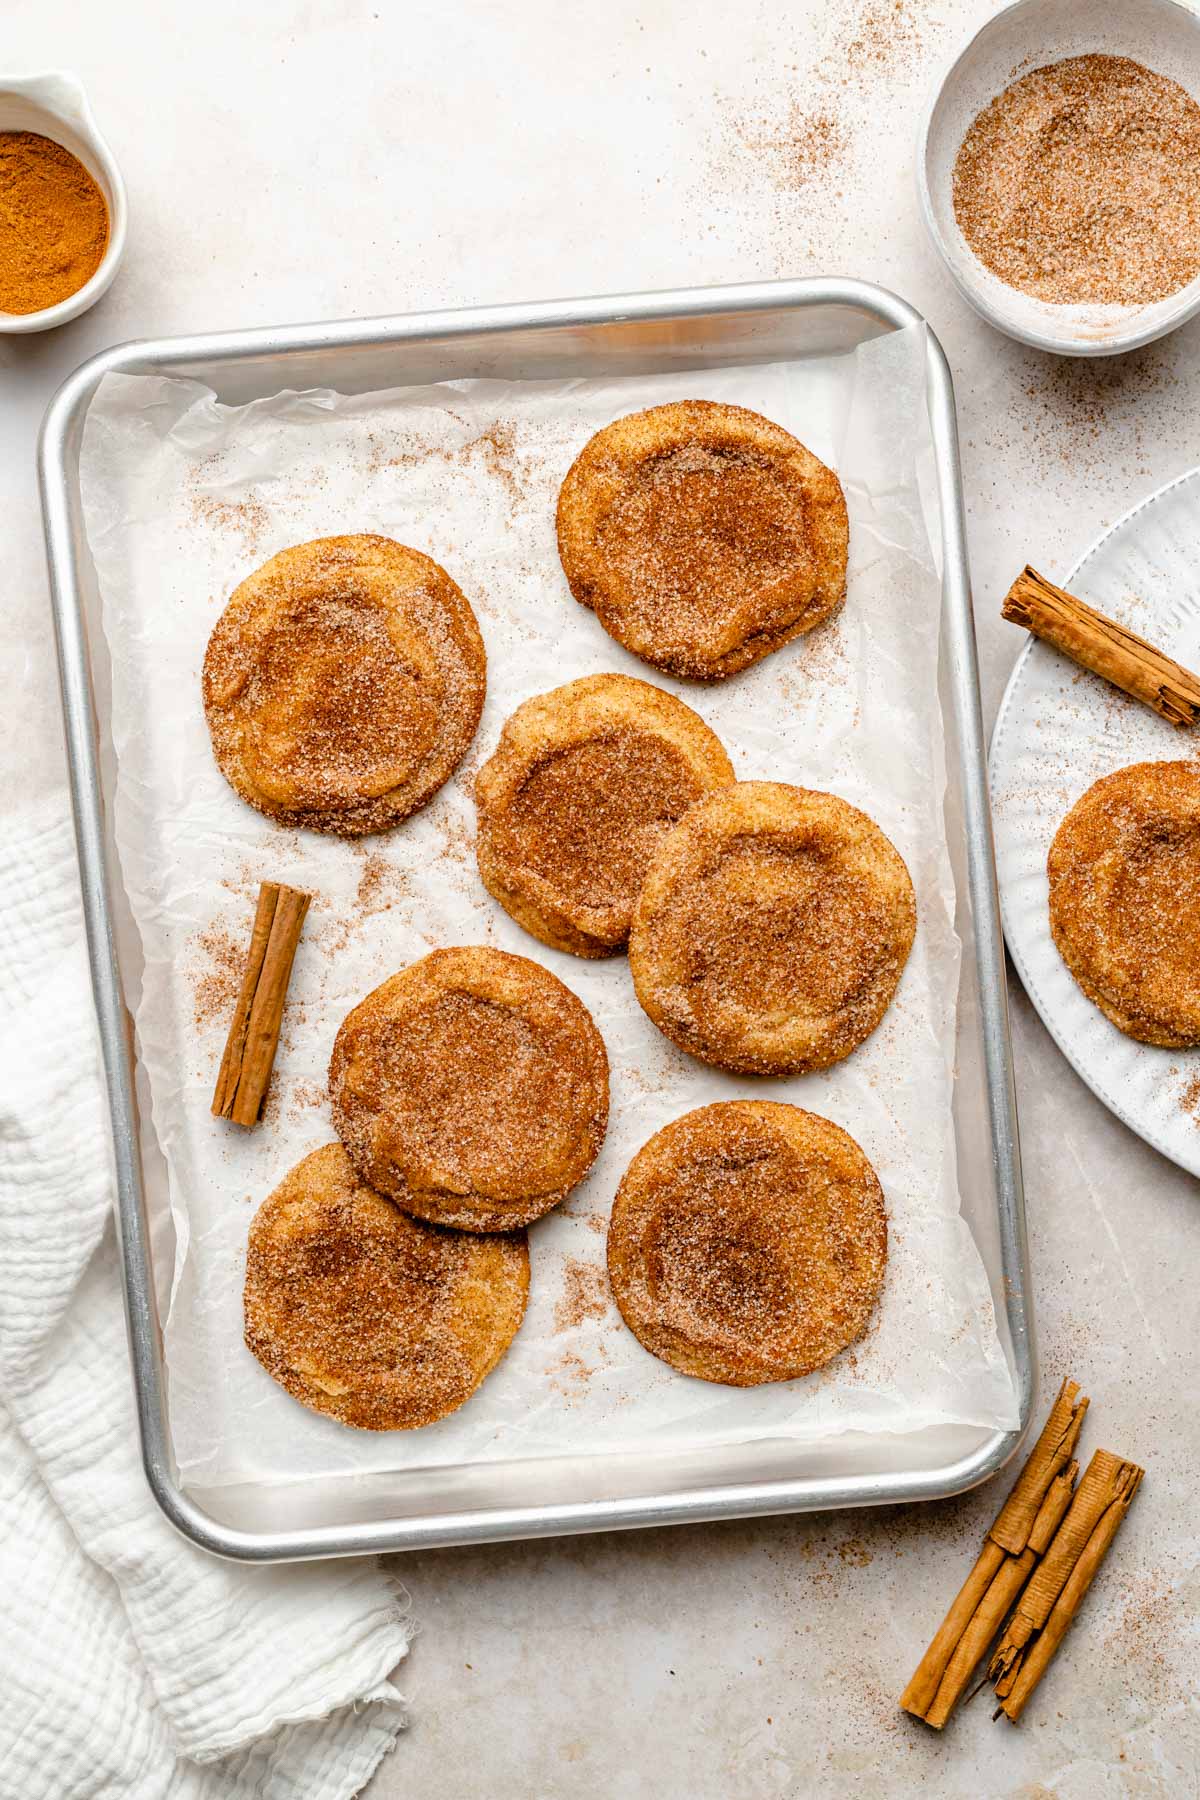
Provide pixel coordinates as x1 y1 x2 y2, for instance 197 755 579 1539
901 1378 1143 1728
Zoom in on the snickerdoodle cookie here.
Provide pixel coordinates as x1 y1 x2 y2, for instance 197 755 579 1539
628 781 916 1076
243 1144 529 1430
607 1101 887 1386
474 673 734 957
203 534 486 837
1048 759 1200 1046
556 400 848 681
329 946 609 1232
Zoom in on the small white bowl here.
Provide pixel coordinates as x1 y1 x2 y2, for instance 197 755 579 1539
918 0 1200 357
0 70 127 334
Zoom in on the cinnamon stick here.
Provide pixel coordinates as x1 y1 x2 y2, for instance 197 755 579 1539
919 1462 1078 1730
988 1448 1134 1689
988 1379 1087 1555
900 1378 1087 1723
900 1541 1006 1722
996 1462 1143 1723
924 1549 1036 1730
211 880 310 1127
1002 566 1200 726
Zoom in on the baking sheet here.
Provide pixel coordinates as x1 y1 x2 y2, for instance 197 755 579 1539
991 468 1200 1180
79 323 1018 1489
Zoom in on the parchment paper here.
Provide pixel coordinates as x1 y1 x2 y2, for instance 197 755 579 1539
79 324 1018 1488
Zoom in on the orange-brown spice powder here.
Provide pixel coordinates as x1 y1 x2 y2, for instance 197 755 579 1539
0 130 108 314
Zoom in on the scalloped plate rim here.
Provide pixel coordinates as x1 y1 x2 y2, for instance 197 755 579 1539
990 463 1200 1178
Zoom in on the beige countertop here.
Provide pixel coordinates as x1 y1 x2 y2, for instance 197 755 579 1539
3 1 1197 1792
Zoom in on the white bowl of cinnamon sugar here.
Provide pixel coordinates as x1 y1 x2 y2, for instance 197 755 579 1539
918 0 1200 356
0 70 126 333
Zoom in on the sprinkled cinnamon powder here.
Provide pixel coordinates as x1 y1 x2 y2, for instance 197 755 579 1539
1179 1071 1200 1125
840 0 922 75
554 1258 609 1333
735 103 850 193
190 493 270 554
382 421 527 510
717 0 931 237
547 1347 601 1397
285 1078 327 1123
954 55 1200 306
190 926 245 1031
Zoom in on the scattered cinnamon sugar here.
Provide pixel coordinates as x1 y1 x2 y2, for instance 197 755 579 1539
735 103 850 193
190 493 270 554
836 1537 873 1567
554 1258 609 1333
285 1078 327 1124
777 614 849 712
954 56 1200 307
974 339 1182 481
322 850 415 957
466 422 524 510
1178 1071 1200 1125
381 420 527 510
546 1347 600 1397
715 0 933 245
190 926 244 1031
433 802 474 866
356 851 412 913
1104 1569 1189 1711
839 0 923 76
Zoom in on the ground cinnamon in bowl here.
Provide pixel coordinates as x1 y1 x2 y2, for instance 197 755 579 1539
953 54 1200 307
0 129 108 314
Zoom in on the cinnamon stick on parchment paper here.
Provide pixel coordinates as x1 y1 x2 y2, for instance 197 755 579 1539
211 880 311 1127
1002 566 1200 726
900 1377 1088 1728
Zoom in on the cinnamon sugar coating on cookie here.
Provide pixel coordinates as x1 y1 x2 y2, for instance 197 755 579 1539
607 1101 887 1386
329 946 609 1232
1048 759 1200 1046
474 673 734 956
629 780 915 1076
202 534 486 837
243 1143 528 1429
556 400 848 681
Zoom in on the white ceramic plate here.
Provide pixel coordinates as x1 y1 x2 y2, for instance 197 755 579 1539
990 470 1200 1176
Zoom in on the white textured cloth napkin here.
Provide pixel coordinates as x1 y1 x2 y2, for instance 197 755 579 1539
0 800 413 1799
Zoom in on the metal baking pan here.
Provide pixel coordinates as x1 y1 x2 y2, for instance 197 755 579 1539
40 277 1032 1562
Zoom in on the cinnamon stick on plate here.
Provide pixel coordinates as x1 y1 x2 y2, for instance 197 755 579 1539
211 880 311 1127
900 1377 1088 1727
1002 566 1200 726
